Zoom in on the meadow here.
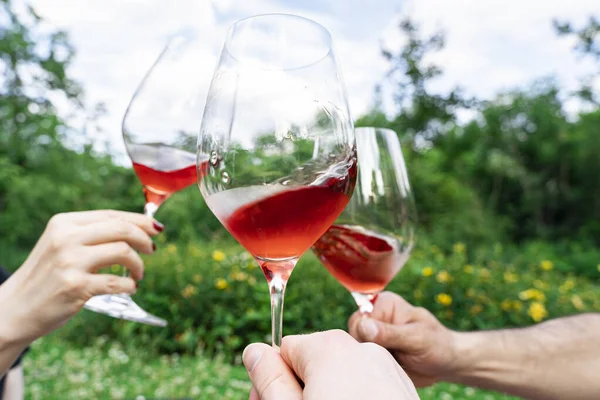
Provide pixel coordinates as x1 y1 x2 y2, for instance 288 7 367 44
19 238 599 399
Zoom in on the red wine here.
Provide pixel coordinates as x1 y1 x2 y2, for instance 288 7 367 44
206 163 356 262
128 143 203 207
312 225 408 294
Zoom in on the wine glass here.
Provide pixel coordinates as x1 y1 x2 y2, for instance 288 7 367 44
84 32 207 326
197 14 356 348
312 127 417 313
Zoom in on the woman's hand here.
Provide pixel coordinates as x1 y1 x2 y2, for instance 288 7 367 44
0 210 161 346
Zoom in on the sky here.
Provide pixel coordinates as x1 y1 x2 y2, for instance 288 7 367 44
25 0 600 161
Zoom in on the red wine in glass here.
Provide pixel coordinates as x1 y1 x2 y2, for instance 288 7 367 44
312 224 408 294
129 143 206 208
214 164 356 281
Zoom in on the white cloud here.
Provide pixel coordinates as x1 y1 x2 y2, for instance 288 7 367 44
23 0 600 161
391 0 600 101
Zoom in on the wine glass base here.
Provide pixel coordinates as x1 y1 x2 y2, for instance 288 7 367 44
84 294 168 327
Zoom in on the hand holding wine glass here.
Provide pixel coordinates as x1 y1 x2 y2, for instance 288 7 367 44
312 127 417 313
84 32 208 326
197 14 356 348
243 330 420 400
0 210 158 375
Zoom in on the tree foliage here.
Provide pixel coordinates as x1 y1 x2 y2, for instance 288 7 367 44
1 0 599 254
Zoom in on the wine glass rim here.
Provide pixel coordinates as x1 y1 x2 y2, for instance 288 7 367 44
223 13 333 71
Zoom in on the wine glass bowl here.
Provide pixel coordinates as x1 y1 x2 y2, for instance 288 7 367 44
198 14 356 347
312 127 417 313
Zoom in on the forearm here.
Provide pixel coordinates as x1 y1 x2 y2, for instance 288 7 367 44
3 366 25 400
0 283 31 378
448 313 600 400
0 328 28 379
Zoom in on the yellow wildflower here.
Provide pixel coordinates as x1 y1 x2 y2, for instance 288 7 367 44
436 293 453 306
501 299 512 312
232 272 248 281
181 284 198 299
167 243 177 254
464 265 474 274
436 270 450 283
192 274 203 283
503 271 519 283
519 288 546 302
540 260 553 271
422 267 434 277
479 268 491 280
212 250 226 262
571 295 585 311
215 278 228 290
559 278 575 294
470 304 483 315
453 242 466 254
513 300 524 311
528 301 548 322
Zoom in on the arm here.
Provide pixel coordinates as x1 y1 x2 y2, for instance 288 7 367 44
0 307 29 379
451 313 600 400
348 292 600 400
3 366 25 400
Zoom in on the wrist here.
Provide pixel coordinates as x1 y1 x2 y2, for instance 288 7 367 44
441 330 480 383
0 283 31 350
0 299 30 377
444 329 528 388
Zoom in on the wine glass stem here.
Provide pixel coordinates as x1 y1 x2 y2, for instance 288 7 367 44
351 292 376 314
269 274 287 350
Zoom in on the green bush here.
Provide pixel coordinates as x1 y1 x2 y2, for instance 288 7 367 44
54 237 600 362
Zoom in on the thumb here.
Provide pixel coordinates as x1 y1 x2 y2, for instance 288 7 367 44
243 343 303 400
358 317 422 353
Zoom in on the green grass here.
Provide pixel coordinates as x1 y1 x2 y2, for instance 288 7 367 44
24 334 518 400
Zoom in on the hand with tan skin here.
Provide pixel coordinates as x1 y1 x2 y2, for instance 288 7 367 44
348 291 457 387
0 210 162 377
242 330 420 400
348 291 600 400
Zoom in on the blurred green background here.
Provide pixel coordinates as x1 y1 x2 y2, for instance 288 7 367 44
1 1 599 399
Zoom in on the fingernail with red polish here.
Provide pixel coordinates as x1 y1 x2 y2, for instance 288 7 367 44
153 221 164 232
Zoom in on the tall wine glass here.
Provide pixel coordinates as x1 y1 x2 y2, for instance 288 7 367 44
84 33 207 326
312 127 417 313
197 14 356 348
